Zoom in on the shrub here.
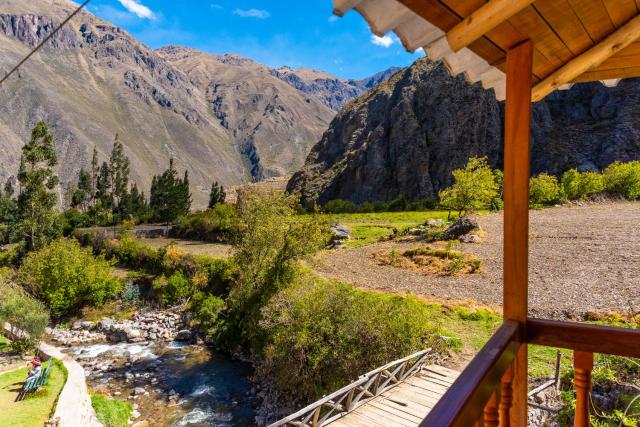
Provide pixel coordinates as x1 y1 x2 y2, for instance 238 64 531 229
258 271 452 400
529 173 562 207
17 238 122 317
603 161 640 200
561 169 604 200
439 157 500 217
0 281 49 352
189 293 225 339
91 395 133 427
152 271 192 306
172 204 237 242
323 199 358 214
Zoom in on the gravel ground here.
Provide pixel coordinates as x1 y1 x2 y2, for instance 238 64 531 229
315 202 640 319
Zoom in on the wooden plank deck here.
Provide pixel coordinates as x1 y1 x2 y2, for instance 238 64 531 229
329 365 459 427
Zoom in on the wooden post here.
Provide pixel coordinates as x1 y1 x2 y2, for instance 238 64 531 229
499 366 513 427
503 39 533 427
573 351 594 427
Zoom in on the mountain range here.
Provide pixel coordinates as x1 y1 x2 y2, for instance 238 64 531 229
0 0 398 206
288 57 640 206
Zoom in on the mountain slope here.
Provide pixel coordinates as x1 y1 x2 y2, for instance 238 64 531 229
157 47 335 180
0 0 243 205
288 57 640 206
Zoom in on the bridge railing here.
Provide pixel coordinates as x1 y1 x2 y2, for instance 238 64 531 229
268 348 431 427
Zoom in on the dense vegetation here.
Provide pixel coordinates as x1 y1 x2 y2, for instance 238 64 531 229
0 277 49 352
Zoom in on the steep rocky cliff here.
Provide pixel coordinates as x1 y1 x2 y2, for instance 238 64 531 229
288 57 640 205
287 58 502 205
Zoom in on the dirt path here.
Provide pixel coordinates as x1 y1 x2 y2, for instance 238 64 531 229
314 202 640 319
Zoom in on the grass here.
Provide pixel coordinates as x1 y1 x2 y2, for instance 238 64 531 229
135 237 232 258
0 360 67 427
322 211 455 248
91 394 133 427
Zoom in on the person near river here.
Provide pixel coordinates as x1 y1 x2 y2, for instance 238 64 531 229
26 356 42 380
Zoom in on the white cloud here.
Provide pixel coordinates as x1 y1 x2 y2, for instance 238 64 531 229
210 3 223 9
117 0 155 19
328 15 339 23
371 34 395 48
233 8 270 19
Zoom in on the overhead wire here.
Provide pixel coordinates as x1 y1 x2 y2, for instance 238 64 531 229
0 0 91 87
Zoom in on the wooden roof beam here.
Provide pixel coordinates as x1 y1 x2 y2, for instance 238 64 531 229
447 0 534 52
532 14 640 102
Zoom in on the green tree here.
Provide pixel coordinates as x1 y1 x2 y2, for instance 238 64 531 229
208 181 226 208
109 134 130 211
14 121 61 252
71 168 92 210
90 145 99 206
603 161 640 200
95 161 113 208
226 189 330 347
0 179 16 244
18 238 122 317
529 173 562 207
149 159 191 223
439 157 500 218
0 280 50 352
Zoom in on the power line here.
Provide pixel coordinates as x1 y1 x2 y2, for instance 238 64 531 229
0 0 91 87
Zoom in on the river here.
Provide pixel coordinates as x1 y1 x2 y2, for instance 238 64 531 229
65 341 258 426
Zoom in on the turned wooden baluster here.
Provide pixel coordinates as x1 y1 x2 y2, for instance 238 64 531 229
499 366 513 427
573 351 594 427
484 390 500 427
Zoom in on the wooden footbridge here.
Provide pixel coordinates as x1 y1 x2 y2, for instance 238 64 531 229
268 350 459 427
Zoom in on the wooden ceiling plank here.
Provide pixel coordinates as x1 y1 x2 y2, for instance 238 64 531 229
602 0 638 28
531 0 593 56
532 14 640 101
567 0 615 42
444 0 535 52
505 6 575 68
574 66 640 82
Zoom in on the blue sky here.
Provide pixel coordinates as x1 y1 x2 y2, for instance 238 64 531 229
85 0 423 79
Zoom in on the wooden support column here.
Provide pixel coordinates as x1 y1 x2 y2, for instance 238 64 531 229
573 352 594 427
503 39 533 427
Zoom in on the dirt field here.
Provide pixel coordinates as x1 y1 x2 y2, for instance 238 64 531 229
314 202 640 319
137 237 233 258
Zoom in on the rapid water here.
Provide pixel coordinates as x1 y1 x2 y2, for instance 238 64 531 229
67 342 257 426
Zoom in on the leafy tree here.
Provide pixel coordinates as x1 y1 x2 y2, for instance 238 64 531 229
149 159 191 223
226 189 330 347
14 121 61 252
208 181 226 208
0 280 49 352
529 173 562 207
18 238 122 317
439 157 500 218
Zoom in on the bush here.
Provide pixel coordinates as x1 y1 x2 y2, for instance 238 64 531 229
603 161 640 200
152 271 192 306
172 204 237 242
561 169 604 200
0 281 49 352
258 271 452 400
17 238 122 318
323 199 358 214
91 395 133 427
189 293 225 339
529 173 562 207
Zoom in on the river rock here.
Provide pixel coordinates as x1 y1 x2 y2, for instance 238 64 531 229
175 330 193 342
460 234 480 243
331 223 351 240
442 218 480 241
425 219 445 228
97 317 115 331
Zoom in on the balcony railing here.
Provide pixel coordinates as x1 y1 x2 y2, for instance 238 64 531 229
421 319 640 427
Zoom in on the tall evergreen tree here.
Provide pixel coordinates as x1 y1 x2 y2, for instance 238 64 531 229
95 161 113 208
0 178 17 244
149 159 191 223
208 181 226 208
15 121 61 252
90 146 99 206
109 134 130 210
71 168 92 210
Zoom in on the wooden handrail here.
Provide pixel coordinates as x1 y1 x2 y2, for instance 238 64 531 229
420 320 522 427
527 318 640 358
